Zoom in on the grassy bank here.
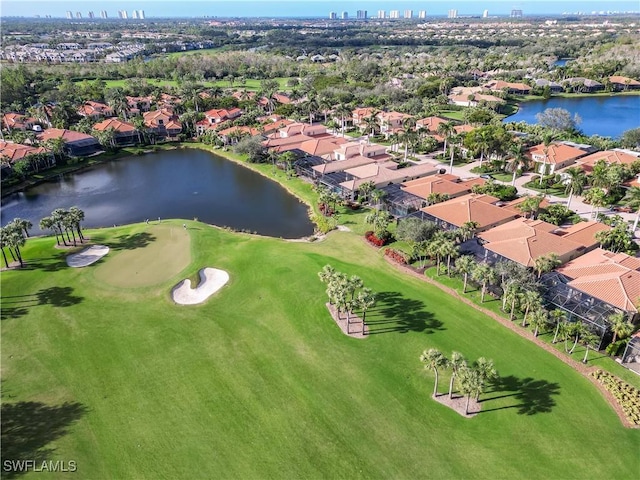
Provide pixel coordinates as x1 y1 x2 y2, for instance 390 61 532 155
2 223 639 479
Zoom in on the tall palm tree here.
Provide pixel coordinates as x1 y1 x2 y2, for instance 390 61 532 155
533 253 561 279
356 288 376 335
106 87 130 121
580 329 599 363
448 351 467 399
420 348 449 397
507 141 528 186
539 132 557 186
39 216 61 246
335 103 352 138
519 290 542 327
51 208 69 246
563 166 587 209
4 222 26 267
622 186 640 232
455 255 476 293
11 218 32 238
318 264 337 284
609 312 634 344
68 206 85 242
0 227 11 268
437 121 454 157
550 309 567 343
473 357 498 401
471 263 496 303
529 308 549 337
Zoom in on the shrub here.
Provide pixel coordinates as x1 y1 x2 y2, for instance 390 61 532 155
365 230 387 247
384 248 408 265
591 370 640 425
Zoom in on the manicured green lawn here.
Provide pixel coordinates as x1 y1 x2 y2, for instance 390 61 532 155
76 77 293 92
2 221 639 479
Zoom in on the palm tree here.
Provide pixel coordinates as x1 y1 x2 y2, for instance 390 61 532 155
437 121 454 157
370 189 386 209
318 264 337 284
520 290 542 327
539 132 557 185
455 255 476 293
583 187 607 220
471 263 496 303
441 238 459 277
68 206 85 242
473 357 497 401
335 104 352 138
529 308 549 337
356 288 376 335
622 186 640 232
51 208 69 246
507 142 528 186
448 351 467 399
533 253 561 279
563 166 587 209
550 309 567 344
106 87 130 121
11 218 32 238
609 312 634 344
420 348 449 397
39 216 61 246
4 222 26 267
362 111 380 142
565 322 584 354
580 329 599 363
0 227 11 267
426 235 445 276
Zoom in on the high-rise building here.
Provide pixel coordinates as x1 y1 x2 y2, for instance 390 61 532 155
404 10 413 19
418 10 426 19
88 11 94 19
66 11 73 19
76 12 82 18
118 10 128 19
483 10 489 18
341 11 348 19
377 10 386 19
389 10 400 19
329 11 337 19
511 9 523 17
138 10 145 19
357 10 367 19
100 10 108 19
132 10 139 19
448 9 458 19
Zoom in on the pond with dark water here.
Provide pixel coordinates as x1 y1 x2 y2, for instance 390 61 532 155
1 149 315 238
505 95 640 138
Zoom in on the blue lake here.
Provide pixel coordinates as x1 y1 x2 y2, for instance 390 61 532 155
1 149 315 238
505 95 640 138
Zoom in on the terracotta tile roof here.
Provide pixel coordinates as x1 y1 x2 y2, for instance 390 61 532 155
340 162 437 191
555 221 611 250
479 218 584 267
458 177 487 189
0 141 49 163
609 76 640 87
78 101 113 117
527 142 586 165
454 124 475 134
93 118 136 133
484 80 531 92
575 150 639 172
272 93 292 104
401 174 471 199
2 113 37 130
203 108 242 120
298 137 345 157
501 196 551 215
261 119 294 133
218 126 259 137
143 109 181 129
37 128 97 143
334 141 387 159
312 156 382 175
421 193 517 230
557 248 640 312
279 122 327 137
416 116 449 132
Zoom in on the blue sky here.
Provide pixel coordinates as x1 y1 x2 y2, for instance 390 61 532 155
1 1 638 18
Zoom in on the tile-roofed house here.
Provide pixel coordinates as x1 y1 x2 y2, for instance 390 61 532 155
93 118 139 146
563 78 604 93
483 80 531 94
311 155 385 176
36 128 101 156
555 248 640 313
401 174 474 200
420 193 519 232
333 141 388 161
298 137 347 158
501 196 552 215
554 221 612 251
278 122 327 138
534 79 563 92
416 116 450 133
126 96 153 113
573 150 640 173
0 141 51 164
77 101 114 119
272 93 292 105
352 107 377 127
143 109 182 139
377 111 414 135
478 218 587 268
196 108 243 134
527 142 588 175
608 76 640 91
2 113 38 132
339 162 438 198
263 134 314 153
217 126 260 145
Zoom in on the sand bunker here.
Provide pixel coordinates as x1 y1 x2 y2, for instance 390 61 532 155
66 245 110 268
172 268 229 305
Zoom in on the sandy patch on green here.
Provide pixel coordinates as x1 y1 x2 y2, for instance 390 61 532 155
94 225 190 288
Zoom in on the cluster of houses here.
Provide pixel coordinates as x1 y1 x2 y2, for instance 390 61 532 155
0 42 146 63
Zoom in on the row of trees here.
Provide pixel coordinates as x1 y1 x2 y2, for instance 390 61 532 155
420 349 498 415
0 218 31 268
318 265 376 334
39 207 86 247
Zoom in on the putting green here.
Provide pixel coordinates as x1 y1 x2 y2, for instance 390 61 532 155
93 224 191 288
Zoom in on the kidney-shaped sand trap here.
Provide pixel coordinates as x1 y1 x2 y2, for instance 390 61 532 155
66 245 110 268
172 268 230 305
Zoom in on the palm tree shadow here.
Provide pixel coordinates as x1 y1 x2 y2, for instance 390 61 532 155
479 375 561 415
365 291 445 335
109 232 156 251
1 401 87 479
1 287 83 321
21 254 68 273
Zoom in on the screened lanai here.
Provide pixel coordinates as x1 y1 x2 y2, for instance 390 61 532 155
541 272 624 348
380 184 424 217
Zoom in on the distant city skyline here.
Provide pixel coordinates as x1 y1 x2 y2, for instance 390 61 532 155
2 1 638 18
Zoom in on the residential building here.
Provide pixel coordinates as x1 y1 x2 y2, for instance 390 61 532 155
448 10 458 19
66 11 72 19
100 10 108 18
401 174 476 202
352 107 377 128
418 11 426 19
77 101 114 120
483 10 489 18
377 111 413 135
377 10 386 19
75 12 82 19
138 10 145 19
389 10 400 19
527 142 588 175
2 113 38 132
563 78 604 93
36 129 101 156
419 193 519 232
341 12 348 20
0 141 52 166
511 9 523 17
356 10 367 19
416 116 450 134
92 118 139 146
88 11 95 19
329 12 337 20
484 80 531 95
404 10 413 19
143 109 182 139
132 10 139 19
573 149 640 173
195 108 242 134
